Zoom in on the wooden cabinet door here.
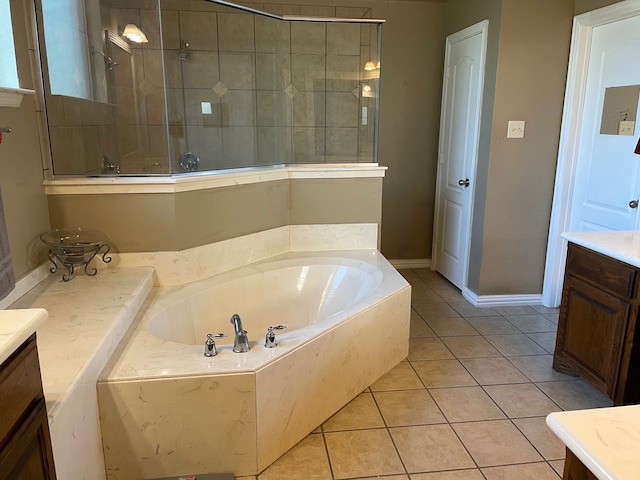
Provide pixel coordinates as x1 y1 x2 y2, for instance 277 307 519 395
556 275 629 397
0 398 56 480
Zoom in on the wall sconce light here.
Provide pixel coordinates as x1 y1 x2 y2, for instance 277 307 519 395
122 24 148 43
364 61 376 71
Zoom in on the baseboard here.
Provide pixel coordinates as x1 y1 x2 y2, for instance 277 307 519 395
463 288 543 307
0 262 51 310
389 259 431 269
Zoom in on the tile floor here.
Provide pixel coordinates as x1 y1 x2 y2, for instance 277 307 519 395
238 268 612 480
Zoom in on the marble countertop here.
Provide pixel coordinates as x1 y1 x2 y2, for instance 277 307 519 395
9 267 154 420
0 308 48 364
561 231 640 268
547 405 640 480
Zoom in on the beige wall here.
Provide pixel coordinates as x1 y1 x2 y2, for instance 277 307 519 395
575 0 624 15
47 178 381 252
0 0 50 279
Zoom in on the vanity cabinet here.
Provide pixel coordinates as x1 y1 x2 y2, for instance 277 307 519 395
0 334 56 479
554 243 640 405
562 448 598 480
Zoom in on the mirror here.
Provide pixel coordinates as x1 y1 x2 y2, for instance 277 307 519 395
600 84 640 136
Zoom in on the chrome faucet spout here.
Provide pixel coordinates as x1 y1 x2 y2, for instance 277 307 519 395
230 314 250 353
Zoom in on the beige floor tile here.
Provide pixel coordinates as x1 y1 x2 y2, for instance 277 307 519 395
527 331 557 354
535 380 613 411
431 286 466 302
440 336 502 358
484 334 548 356
413 302 462 319
411 359 477 388
323 392 385 432
481 462 561 479
410 471 485 480
390 424 476 473
398 269 424 284
374 389 446 426
460 357 529 385
411 314 437 339
424 317 479 337
549 459 565 476
504 314 558 333
258 433 332 480
452 420 543 467
484 384 561 418
408 338 455 361
371 362 425 391
512 417 565 460
544 313 560 324
359 476 409 480
507 355 576 382
325 429 405 479
429 386 505 423
466 316 521 335
494 305 539 315
448 301 499 317
412 285 445 303
236 477 257 480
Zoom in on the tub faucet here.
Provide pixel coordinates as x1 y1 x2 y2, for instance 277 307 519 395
230 314 250 353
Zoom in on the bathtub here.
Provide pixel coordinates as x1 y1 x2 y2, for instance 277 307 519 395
98 250 410 478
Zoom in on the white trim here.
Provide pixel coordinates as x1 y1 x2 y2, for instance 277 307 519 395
0 262 52 310
463 288 542 307
42 164 387 195
542 1 640 308
432 20 488 290
389 259 431 270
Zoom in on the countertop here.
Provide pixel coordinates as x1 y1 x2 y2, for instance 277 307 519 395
547 405 640 480
0 308 48 364
561 230 640 268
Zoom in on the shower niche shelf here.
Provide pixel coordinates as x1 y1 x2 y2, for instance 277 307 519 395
40 227 111 281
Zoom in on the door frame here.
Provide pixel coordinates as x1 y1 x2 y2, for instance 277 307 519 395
543 0 640 307
432 20 488 291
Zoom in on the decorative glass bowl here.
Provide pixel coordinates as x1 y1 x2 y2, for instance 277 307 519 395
40 227 111 281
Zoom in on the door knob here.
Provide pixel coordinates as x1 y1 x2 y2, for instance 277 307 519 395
458 178 470 187
630 199 639 209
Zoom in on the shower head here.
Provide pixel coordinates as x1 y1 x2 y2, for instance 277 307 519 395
90 46 118 70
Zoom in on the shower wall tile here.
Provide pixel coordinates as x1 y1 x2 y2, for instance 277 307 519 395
256 54 291 91
140 7 162 49
291 54 325 91
97 125 120 165
336 6 372 19
222 90 256 126
62 96 83 126
184 89 222 126
165 87 185 125
162 51 183 88
293 91 325 127
179 11 218 51
291 22 326 54
255 16 290 53
185 126 224 170
327 23 361 55
326 55 359 92
147 125 169 159
326 92 358 127
142 49 165 88
326 127 358 159
145 89 167 126
181 51 220 89
263 3 301 15
257 127 290 165
293 127 325 163
300 5 335 17
257 91 288 127
222 126 257 167
219 53 255 89
218 13 255 53
46 96 65 127
161 9 180 49
168 125 187 169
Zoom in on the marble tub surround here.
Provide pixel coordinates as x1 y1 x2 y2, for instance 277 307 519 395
0 308 47 364
107 223 378 286
561 230 640 268
98 250 410 477
547 405 640 479
9 267 154 480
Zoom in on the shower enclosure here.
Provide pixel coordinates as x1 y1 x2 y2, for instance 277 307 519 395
36 0 383 176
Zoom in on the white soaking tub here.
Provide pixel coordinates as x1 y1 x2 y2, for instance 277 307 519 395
98 250 410 478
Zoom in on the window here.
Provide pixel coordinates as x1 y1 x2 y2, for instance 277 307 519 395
0 0 19 89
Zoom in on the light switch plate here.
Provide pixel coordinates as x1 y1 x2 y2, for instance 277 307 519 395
507 120 525 138
619 120 635 136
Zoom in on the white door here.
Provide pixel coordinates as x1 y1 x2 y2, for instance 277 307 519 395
569 15 640 232
544 2 640 307
432 20 487 290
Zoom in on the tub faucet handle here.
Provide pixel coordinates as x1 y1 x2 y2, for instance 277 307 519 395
204 333 227 357
265 325 287 348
